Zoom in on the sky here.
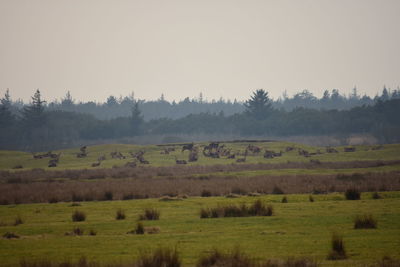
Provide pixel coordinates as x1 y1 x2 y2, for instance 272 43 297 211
0 0 399 103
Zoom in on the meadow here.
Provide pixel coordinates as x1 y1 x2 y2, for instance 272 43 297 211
0 141 399 266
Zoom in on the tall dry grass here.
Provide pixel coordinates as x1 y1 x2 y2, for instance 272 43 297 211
1 171 399 204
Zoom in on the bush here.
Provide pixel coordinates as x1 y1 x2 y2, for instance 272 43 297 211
309 195 314 202
354 214 377 229
89 229 97 236
327 233 347 260
345 188 360 200
116 209 126 220
135 247 181 267
281 196 288 203
72 210 86 222
139 208 160 220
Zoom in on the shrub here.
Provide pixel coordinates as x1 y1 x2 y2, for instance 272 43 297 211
345 187 360 200
89 229 97 236
3 232 19 239
135 247 181 267
72 210 86 222
116 209 126 220
139 208 160 220
354 214 377 229
372 192 382 199
272 186 284 194
281 196 288 203
327 233 347 260
132 222 145 235
103 191 113 201
309 195 314 202
14 215 23 226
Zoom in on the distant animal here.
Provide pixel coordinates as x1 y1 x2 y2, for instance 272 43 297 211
175 156 187 164
91 161 101 167
182 143 194 152
125 161 137 168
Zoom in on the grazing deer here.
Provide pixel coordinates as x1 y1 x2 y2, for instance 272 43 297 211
182 143 194 152
175 156 187 164
91 161 101 167
236 149 247 162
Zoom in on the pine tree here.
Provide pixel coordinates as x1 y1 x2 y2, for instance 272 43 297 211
244 89 273 119
21 89 46 127
0 89 14 126
131 101 143 135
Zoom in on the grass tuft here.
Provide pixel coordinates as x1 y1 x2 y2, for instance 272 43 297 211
327 233 347 260
139 208 160 220
201 200 273 218
354 214 377 229
135 247 181 267
345 187 361 200
197 248 254 267
115 209 126 220
72 210 86 222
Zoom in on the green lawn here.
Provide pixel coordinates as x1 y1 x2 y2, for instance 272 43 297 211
1 192 399 266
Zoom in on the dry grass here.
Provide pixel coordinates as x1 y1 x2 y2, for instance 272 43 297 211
1 170 400 204
200 200 273 218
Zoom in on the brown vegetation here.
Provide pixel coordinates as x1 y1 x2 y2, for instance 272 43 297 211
0 164 399 204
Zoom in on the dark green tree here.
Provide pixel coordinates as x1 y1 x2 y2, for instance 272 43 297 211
244 89 273 119
0 89 14 126
131 101 144 135
21 89 46 127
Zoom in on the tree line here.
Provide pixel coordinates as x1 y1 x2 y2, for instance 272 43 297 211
1 89 400 151
5 87 400 121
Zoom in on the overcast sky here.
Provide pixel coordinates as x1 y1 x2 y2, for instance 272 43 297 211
0 0 399 103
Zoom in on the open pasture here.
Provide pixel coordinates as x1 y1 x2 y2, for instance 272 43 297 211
0 192 400 266
1 141 400 171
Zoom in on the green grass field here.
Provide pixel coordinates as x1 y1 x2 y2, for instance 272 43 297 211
0 192 399 266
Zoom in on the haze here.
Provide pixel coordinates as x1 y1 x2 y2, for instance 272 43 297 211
0 0 399 102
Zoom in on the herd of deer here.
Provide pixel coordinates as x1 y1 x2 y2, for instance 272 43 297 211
30 143 359 168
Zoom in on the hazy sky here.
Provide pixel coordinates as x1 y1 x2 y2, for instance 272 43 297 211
0 0 399 103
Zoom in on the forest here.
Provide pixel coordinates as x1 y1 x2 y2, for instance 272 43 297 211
1 88 399 151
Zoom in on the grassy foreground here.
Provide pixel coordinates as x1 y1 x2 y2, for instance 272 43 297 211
0 192 399 266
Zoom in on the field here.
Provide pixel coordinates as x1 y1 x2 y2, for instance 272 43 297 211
0 141 400 266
